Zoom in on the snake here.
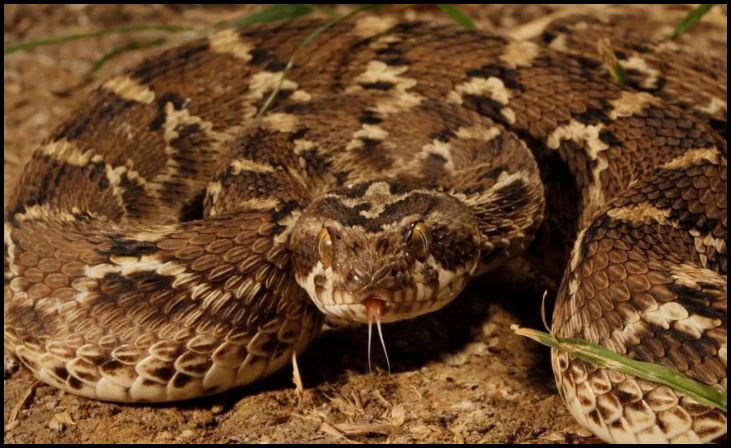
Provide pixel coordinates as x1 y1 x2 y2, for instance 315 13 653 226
3 15 727 444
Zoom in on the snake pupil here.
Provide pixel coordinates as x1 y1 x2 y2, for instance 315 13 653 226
408 222 432 262
317 227 334 268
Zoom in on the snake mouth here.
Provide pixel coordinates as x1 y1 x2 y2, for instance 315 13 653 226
320 291 437 323
361 296 386 322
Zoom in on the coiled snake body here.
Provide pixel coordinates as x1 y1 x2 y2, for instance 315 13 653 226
4 17 727 443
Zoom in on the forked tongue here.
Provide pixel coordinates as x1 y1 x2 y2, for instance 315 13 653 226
364 297 391 373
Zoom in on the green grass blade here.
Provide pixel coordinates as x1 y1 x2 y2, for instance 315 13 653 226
4 24 194 56
6 5 318 56
436 4 476 30
256 5 377 118
87 37 167 77
224 4 315 29
512 326 727 413
611 62 627 86
671 4 715 40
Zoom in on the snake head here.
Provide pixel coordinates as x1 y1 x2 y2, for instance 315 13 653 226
289 179 481 323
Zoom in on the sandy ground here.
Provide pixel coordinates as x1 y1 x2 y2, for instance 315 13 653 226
3 4 724 444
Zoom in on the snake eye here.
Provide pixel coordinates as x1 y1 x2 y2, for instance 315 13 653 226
408 222 431 262
317 227 334 268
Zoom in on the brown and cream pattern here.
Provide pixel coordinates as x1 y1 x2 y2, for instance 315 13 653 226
4 16 726 444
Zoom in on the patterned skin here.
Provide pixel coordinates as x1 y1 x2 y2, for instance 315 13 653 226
4 17 726 443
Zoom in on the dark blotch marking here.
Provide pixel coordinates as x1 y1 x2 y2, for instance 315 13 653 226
173 372 194 389
493 179 531 211
282 102 314 115
258 338 279 356
56 96 136 141
359 110 382 125
381 57 411 66
361 81 394 91
431 225 479 269
376 237 390 254
273 88 293 101
697 281 724 291
152 366 175 382
90 160 106 182
466 64 524 91
288 128 308 141
463 95 506 123
102 359 124 372
588 409 602 426
598 129 622 147
273 199 304 223
572 105 612 126
265 59 287 72
68 376 84 390
339 182 373 199
479 167 505 180
540 30 558 45
103 238 159 257
99 271 173 299
390 22 422 35
333 170 350 186
179 190 206 222
354 138 393 170
429 128 456 143
374 47 402 56
360 137 381 149
421 153 449 179
53 366 70 381
248 48 270 65
40 171 54 199
74 369 98 382
616 388 638 404
625 41 652 54
312 197 371 228
668 283 725 321
301 149 332 177
464 185 484 195
427 152 448 164
218 168 274 194
336 178 423 200
149 92 188 132
175 123 201 141
389 179 431 195
132 41 209 84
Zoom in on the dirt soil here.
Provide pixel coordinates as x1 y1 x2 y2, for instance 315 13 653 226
3 4 724 444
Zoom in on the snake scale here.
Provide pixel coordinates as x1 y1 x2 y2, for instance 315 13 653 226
4 15 727 444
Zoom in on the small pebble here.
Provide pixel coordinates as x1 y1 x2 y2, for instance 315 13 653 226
48 411 75 432
4 355 20 379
